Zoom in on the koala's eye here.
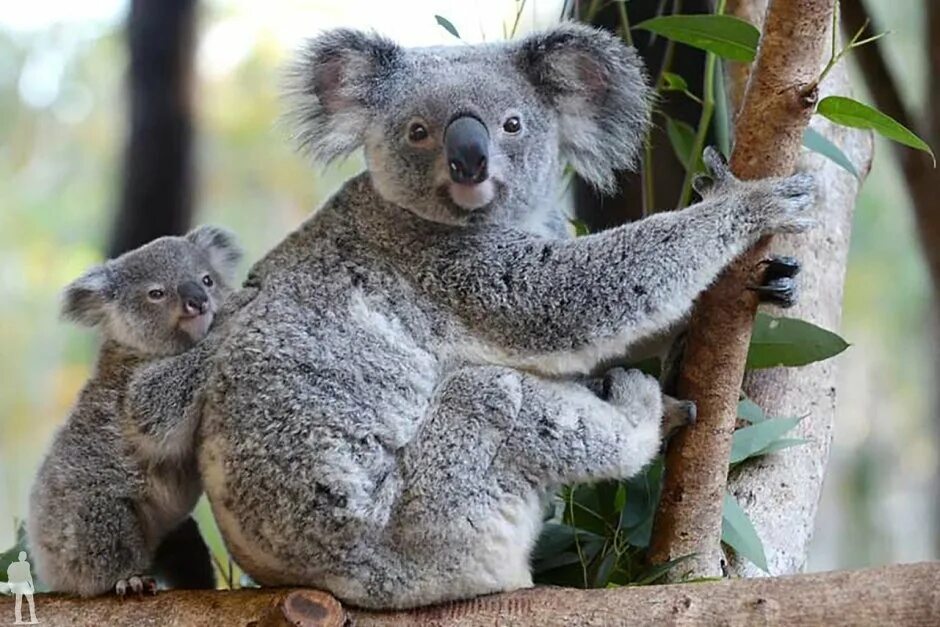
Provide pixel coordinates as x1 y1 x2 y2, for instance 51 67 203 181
202 274 214 287
502 116 522 134
147 288 166 301
407 122 429 143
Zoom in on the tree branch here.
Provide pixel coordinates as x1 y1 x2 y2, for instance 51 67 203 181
10 563 940 626
648 0 836 578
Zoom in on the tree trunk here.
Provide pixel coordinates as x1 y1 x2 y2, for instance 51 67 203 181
649 0 841 578
727 69 873 578
108 0 196 257
12 563 940 627
841 0 940 556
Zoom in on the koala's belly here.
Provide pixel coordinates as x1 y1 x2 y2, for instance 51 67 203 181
199 285 440 579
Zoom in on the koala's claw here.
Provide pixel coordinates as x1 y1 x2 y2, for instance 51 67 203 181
115 575 157 599
702 146 730 178
749 255 801 308
693 147 732 197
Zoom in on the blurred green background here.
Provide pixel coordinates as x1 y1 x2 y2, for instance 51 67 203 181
0 0 934 576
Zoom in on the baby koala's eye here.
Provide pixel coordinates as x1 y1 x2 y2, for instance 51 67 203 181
202 274 214 287
502 116 522 134
407 122 429 143
147 288 166 301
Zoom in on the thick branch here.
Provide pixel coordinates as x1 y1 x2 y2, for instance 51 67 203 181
9 563 940 626
649 0 835 578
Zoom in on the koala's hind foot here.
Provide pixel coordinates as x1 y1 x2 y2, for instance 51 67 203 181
662 395 696 438
749 255 801 308
114 575 157 599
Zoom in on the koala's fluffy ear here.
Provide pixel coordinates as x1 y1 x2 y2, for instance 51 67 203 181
515 23 652 193
285 29 404 163
186 225 243 282
61 265 112 327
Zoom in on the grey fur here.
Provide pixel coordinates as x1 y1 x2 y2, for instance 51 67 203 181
125 25 816 609
28 227 241 596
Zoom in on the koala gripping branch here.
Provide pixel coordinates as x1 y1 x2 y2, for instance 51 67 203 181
648 0 835 578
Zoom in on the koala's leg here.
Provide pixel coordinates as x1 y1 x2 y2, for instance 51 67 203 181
151 516 216 590
28 491 152 597
385 365 668 608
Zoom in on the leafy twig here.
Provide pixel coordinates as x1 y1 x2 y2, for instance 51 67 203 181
802 1 888 96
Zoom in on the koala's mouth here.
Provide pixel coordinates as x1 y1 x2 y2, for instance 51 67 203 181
177 310 214 342
446 180 496 211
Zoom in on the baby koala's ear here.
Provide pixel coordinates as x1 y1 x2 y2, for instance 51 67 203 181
61 264 112 327
514 22 652 193
284 29 404 163
186 225 243 282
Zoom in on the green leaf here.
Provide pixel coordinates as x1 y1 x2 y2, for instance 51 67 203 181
629 554 696 586
730 417 802 464
721 493 769 572
570 218 591 237
434 15 461 39
737 398 766 423
803 127 860 179
816 96 936 166
661 72 689 92
752 437 808 457
746 313 849 369
635 15 760 62
666 118 703 173
713 67 732 158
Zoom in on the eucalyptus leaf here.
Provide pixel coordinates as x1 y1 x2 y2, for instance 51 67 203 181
737 398 766 423
803 127 860 179
661 71 689 92
752 437 808 458
721 493 769 572
817 96 935 165
434 15 461 39
635 15 759 62
730 417 802 464
746 313 849 369
666 117 703 173
630 554 696 586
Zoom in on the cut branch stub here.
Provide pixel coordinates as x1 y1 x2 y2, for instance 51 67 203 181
648 0 836 579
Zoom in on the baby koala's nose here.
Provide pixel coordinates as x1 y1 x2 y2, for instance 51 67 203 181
178 280 209 316
444 115 489 185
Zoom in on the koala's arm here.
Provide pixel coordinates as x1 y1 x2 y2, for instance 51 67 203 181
426 159 814 375
122 342 212 461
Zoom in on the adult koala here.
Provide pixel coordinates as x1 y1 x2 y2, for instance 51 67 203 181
128 24 815 609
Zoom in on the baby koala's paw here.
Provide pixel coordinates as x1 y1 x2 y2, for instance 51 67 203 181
114 575 157 599
601 367 663 428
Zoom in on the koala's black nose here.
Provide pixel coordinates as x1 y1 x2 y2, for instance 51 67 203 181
178 280 208 316
444 116 489 184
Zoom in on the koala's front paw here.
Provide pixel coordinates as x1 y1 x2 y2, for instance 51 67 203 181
602 367 663 428
115 575 157 599
744 170 817 237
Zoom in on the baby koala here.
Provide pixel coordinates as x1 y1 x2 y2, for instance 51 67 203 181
28 225 242 597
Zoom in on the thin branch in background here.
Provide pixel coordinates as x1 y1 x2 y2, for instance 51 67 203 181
509 0 527 38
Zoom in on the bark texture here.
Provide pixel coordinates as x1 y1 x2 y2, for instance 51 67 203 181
9 563 940 627
649 0 839 578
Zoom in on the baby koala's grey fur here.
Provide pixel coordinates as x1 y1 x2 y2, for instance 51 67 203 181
28 226 241 597
127 24 816 609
